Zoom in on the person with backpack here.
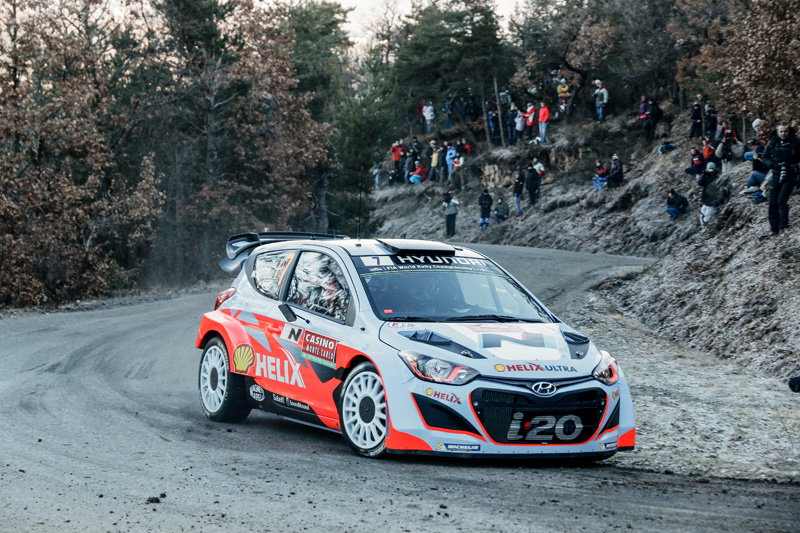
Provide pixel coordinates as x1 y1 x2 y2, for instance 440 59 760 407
512 170 525 215
666 189 689 219
478 189 493 229
755 123 800 235
697 162 725 226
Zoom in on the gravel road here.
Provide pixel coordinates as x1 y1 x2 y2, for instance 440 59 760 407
0 244 797 532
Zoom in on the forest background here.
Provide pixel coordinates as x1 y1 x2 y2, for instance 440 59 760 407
1 0 797 307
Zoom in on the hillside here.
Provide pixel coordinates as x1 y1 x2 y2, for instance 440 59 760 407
373 110 800 378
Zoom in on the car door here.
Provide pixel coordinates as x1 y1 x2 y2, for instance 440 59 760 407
277 250 356 421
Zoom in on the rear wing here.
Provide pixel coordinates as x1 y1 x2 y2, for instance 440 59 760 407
219 232 348 277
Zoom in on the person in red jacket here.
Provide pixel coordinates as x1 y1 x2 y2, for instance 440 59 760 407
538 101 550 145
409 160 427 184
521 103 536 142
389 139 404 172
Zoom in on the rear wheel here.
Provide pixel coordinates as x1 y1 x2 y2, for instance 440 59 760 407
198 337 251 422
338 362 387 458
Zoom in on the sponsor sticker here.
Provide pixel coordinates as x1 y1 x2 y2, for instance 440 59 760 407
302 332 337 368
232 344 256 373
436 442 481 452
271 393 311 412
599 441 618 451
467 324 524 333
426 387 461 405
494 363 578 373
255 350 305 388
612 388 619 400
280 325 305 345
249 384 265 402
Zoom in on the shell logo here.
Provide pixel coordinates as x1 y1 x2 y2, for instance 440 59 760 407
232 344 255 373
494 364 506 372
426 388 434 396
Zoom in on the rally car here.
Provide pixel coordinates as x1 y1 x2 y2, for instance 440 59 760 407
196 233 636 458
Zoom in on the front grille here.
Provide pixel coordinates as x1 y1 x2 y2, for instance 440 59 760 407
472 387 606 444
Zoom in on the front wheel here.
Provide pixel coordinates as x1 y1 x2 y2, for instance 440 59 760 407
198 337 251 423
339 362 387 458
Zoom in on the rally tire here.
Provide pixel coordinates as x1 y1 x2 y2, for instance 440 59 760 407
198 337 251 423
338 362 387 458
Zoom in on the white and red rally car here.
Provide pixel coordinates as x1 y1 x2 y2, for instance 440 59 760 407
196 233 636 458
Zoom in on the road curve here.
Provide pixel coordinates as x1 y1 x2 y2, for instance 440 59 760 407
0 244 796 532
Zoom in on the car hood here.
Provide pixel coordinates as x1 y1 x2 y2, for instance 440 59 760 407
379 321 602 379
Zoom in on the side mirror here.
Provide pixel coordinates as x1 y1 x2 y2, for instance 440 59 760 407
278 303 297 323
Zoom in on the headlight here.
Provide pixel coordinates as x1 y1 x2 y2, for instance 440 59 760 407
398 351 479 385
592 350 619 386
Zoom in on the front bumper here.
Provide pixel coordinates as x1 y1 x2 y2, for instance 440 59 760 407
384 371 636 456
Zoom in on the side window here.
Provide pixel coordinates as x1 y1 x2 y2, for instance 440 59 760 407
287 252 351 322
252 251 296 300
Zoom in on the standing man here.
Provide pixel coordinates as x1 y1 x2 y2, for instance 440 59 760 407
593 80 608 124
689 102 703 138
512 170 525 215
478 189 493 230
756 123 800 235
389 140 404 173
507 103 518 145
423 101 435 133
522 103 537 142
538 101 550 145
443 190 459 238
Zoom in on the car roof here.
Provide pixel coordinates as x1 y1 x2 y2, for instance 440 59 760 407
300 238 486 259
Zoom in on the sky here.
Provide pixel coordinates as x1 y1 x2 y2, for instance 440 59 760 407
335 0 520 43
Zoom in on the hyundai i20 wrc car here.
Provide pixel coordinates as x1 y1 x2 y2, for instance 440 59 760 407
196 233 636 459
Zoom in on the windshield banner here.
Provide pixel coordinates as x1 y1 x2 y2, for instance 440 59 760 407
354 255 501 275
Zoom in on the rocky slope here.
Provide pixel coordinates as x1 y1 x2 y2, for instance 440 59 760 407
374 110 800 378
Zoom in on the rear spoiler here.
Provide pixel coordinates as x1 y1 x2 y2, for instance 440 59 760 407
219 231 349 277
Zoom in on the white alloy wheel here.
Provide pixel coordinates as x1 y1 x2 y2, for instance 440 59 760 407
200 344 228 413
341 366 387 453
197 337 251 422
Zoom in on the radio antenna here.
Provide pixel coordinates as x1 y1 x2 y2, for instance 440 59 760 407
357 165 365 239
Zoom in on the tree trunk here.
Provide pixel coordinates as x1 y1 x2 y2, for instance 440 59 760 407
493 76 506 147
480 90 492 148
312 170 330 233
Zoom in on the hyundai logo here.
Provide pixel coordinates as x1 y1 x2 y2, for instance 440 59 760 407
531 382 557 396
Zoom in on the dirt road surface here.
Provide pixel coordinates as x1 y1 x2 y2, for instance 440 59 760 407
0 244 797 532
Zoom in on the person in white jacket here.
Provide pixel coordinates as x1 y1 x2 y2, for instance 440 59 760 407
423 102 435 133
593 80 608 123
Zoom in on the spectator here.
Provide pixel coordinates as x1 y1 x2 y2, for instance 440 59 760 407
443 96 453 129
702 135 718 163
740 138 768 196
592 159 609 190
478 189 493 230
538 101 550 145
507 103 518 145
515 110 526 145
416 99 425 131
666 189 689 219
556 78 570 113
704 103 718 137
512 170 525 215
494 198 510 224
593 80 608 123
445 142 458 177
684 147 705 175
412 136 423 155
456 97 466 117
389 140 404 172
461 138 472 156
528 159 544 205
436 142 448 181
715 132 745 174
404 149 416 183
642 98 663 140
756 123 800 235
422 102 435 133
719 119 739 141
637 95 649 121
409 160 426 184
427 141 439 182
607 154 624 188
667 189 689 218
442 190 459 237
697 162 724 226
452 153 464 174
689 102 703 138
522 103 536 142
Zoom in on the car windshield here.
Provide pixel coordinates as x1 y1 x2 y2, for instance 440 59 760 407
354 254 552 322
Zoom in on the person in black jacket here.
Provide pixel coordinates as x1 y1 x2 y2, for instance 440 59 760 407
642 99 663 139
526 164 541 205
478 189 493 229
704 103 718 137
607 154 624 188
689 102 703 138
755 124 800 234
697 162 725 226
512 170 525 215
666 189 688 218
